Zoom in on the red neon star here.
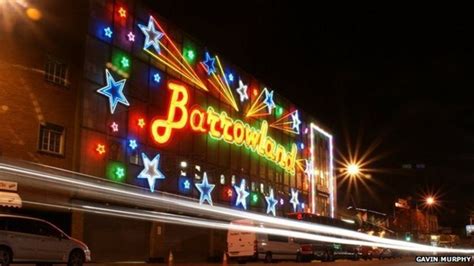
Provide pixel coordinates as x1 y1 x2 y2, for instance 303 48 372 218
227 189 233 198
96 144 106 155
118 7 127 18
138 118 146 128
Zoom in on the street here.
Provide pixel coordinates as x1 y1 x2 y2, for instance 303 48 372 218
80 257 473 266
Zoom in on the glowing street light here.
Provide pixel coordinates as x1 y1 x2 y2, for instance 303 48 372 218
426 196 435 206
346 163 360 177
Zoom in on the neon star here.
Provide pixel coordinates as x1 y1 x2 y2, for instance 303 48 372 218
138 16 164 53
110 122 119 132
236 79 248 102
265 189 278 216
127 32 135 42
291 110 301 134
104 27 113 38
118 7 127 18
129 139 138 150
227 189 233 198
138 118 146 128
234 179 250 210
202 52 216 75
183 179 191 190
153 73 161 83
195 172 215 205
121 57 129 68
290 188 299 212
96 144 106 155
115 167 125 179
137 153 166 192
228 73 234 82
263 88 276 114
97 69 129 114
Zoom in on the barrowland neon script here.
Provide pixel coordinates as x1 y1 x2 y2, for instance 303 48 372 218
151 82 298 174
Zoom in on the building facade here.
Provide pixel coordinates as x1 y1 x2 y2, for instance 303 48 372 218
0 0 336 261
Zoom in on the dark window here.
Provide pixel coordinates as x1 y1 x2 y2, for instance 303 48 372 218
45 56 68 86
268 234 288 242
36 221 62 238
0 218 7 230
38 123 65 155
6 218 39 235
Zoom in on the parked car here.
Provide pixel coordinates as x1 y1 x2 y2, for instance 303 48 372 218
227 219 301 263
0 214 91 266
287 213 360 262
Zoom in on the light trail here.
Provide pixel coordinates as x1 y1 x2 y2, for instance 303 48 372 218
22 200 436 253
2 162 474 254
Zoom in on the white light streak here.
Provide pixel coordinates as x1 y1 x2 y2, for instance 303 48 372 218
1 162 474 254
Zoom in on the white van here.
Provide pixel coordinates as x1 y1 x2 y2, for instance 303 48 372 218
227 219 302 263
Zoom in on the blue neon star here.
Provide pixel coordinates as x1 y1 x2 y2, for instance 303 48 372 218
129 139 138 150
234 179 250 210
228 73 234 82
153 73 161 83
97 69 129 114
290 188 299 212
195 172 215 205
183 179 191 190
138 16 164 53
265 189 278 216
104 27 113 38
202 52 216 75
263 88 276 114
291 110 301 134
137 153 166 192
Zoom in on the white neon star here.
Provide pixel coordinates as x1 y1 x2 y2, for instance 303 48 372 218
110 122 119 132
195 172 215 205
236 79 249 102
138 16 164 53
234 179 250 210
291 110 301 134
127 31 135 42
137 153 165 192
265 189 278 216
290 188 299 212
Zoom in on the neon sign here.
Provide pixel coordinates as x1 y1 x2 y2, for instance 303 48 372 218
151 82 297 174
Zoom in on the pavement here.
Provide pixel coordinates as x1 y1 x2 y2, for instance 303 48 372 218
81 257 473 266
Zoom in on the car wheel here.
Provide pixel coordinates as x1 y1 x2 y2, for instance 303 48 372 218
0 247 12 266
296 252 302 263
264 252 272 263
68 249 85 266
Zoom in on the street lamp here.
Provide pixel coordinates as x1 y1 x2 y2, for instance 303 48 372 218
426 196 435 206
346 163 360 177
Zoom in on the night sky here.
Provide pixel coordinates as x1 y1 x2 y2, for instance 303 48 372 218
149 1 474 227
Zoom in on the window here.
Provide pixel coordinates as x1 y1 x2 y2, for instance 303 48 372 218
268 234 288 242
45 56 68 86
6 218 38 235
36 221 62 238
38 123 65 155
